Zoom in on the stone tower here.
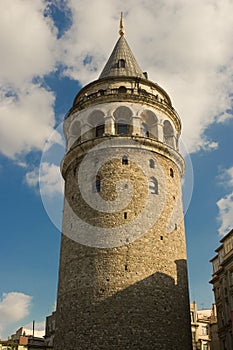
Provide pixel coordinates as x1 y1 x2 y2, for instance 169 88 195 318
54 15 192 350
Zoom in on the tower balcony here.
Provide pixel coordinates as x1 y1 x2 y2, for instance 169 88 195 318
65 77 181 134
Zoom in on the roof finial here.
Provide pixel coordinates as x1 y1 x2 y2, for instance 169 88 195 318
119 12 125 36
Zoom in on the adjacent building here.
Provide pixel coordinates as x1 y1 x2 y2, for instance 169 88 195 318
210 228 233 350
0 327 49 350
190 301 211 350
190 302 220 350
44 312 56 348
210 304 221 350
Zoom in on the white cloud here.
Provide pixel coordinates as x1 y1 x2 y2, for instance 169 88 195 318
0 84 60 158
1 0 233 159
0 0 58 159
0 292 32 337
224 167 233 188
60 0 233 152
25 161 64 231
25 167 40 189
217 193 233 236
202 141 219 152
217 167 233 235
218 166 233 188
0 0 57 86
39 162 64 196
23 321 45 337
25 162 64 197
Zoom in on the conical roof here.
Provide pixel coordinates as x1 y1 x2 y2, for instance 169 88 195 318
99 35 145 79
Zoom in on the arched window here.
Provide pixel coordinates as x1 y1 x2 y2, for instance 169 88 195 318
140 110 158 140
88 110 105 140
122 155 128 165
118 59 126 68
149 177 158 194
118 86 127 93
170 168 174 178
114 106 132 136
69 120 81 149
96 124 105 137
141 123 149 137
117 120 128 135
163 120 175 148
149 159 155 168
98 89 105 96
94 176 101 193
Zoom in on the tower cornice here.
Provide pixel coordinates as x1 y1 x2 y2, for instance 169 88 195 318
72 76 173 106
61 135 185 180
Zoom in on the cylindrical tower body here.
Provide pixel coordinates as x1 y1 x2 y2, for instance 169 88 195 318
54 30 192 350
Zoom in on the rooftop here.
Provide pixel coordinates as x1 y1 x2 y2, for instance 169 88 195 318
99 13 145 79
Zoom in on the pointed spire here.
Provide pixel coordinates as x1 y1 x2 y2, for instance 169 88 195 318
119 12 125 37
99 14 145 79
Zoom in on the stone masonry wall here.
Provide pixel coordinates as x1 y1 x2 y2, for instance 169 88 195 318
54 141 192 350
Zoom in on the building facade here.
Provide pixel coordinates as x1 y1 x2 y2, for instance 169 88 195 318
54 16 192 350
191 302 211 350
210 304 221 350
190 302 220 350
0 327 48 350
44 312 56 348
210 229 233 350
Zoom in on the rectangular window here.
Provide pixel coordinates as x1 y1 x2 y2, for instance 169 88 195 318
93 176 101 193
96 124 104 137
202 326 208 336
230 271 233 285
122 156 128 165
117 122 128 135
192 331 195 341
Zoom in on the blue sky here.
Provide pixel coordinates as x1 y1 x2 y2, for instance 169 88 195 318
0 0 233 338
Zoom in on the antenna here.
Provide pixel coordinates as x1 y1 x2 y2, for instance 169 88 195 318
32 320 35 338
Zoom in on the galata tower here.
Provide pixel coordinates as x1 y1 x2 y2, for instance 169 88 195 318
54 14 192 350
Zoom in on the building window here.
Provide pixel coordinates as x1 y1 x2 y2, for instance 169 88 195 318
163 120 175 148
94 176 101 193
124 212 127 219
202 326 208 336
149 177 158 194
98 89 105 96
117 120 128 135
190 311 195 323
118 86 127 93
118 59 125 68
216 287 220 299
230 271 233 285
170 168 174 177
122 155 128 165
149 159 155 168
141 122 149 137
96 124 105 137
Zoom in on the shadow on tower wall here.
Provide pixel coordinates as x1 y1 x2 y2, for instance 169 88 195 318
55 259 192 350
